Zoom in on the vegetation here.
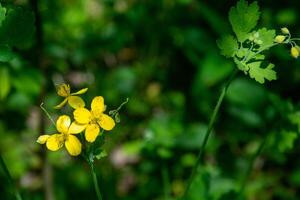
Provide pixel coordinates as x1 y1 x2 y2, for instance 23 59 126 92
0 0 300 200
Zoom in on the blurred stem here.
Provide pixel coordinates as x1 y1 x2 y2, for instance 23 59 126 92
40 103 55 126
30 0 55 199
182 68 238 198
89 162 103 200
237 136 267 199
162 164 171 200
0 154 22 200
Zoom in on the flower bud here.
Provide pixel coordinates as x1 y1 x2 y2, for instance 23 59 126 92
291 47 299 59
274 35 286 43
281 27 290 35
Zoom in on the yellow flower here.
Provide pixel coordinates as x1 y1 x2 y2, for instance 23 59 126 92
37 115 84 156
274 35 286 43
281 27 290 35
54 83 88 109
73 96 115 142
291 47 299 59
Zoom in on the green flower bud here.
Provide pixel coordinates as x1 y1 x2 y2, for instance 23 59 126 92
281 27 290 35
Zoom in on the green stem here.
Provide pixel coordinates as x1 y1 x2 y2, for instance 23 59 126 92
237 137 267 200
0 154 22 200
290 38 300 41
182 69 238 198
40 103 55 126
245 43 279 63
89 162 103 200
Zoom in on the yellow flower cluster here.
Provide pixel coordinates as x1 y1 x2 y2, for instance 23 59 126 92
274 27 300 59
37 84 115 156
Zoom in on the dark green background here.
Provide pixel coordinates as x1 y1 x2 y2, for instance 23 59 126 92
0 0 300 199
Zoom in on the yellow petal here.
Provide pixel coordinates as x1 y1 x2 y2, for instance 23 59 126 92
56 115 71 134
91 96 105 118
65 135 82 156
57 84 70 97
37 135 50 144
98 114 115 131
68 122 87 134
73 108 91 124
71 88 88 95
46 134 64 151
85 123 100 142
68 96 85 109
291 47 299 59
54 98 68 109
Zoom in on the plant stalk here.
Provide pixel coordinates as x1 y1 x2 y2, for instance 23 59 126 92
89 162 103 200
0 154 22 200
182 69 238 198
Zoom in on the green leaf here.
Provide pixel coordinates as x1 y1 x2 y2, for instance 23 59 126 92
196 54 234 86
0 45 14 62
288 112 300 132
268 131 298 153
248 61 276 84
0 7 35 48
229 0 260 42
0 4 6 26
217 35 238 58
234 57 248 72
256 28 275 50
0 67 10 99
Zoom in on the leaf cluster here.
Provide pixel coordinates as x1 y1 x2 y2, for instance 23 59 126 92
217 0 277 84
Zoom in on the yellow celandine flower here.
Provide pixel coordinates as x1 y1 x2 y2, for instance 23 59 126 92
291 47 299 59
274 35 286 43
54 83 88 109
73 96 115 142
36 115 84 156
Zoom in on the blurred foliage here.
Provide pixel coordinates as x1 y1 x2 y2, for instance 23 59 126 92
0 0 300 200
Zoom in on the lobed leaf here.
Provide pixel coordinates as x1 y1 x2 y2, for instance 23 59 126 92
256 28 276 50
217 35 238 58
229 0 260 42
248 61 277 84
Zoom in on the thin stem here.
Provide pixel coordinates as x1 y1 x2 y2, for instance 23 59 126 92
40 103 55 126
0 154 22 200
290 38 300 41
242 42 254 62
245 43 279 63
237 136 267 199
109 98 129 117
89 162 103 200
182 69 238 198
116 98 129 112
